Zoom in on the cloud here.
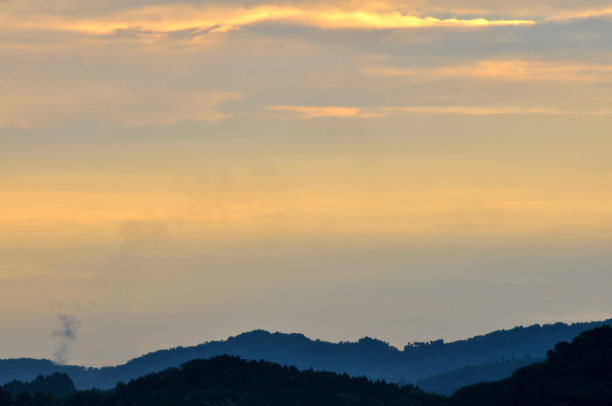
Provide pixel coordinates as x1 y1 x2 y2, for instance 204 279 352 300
0 87 243 128
544 7 612 21
120 91 245 126
268 105 362 118
385 106 568 115
6 0 611 20
364 60 612 83
0 84 132 129
0 3 535 42
390 105 612 115
267 104 612 118
2 0 608 13
384 1 612 19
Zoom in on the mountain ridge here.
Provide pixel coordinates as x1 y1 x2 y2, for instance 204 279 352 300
1 319 609 391
3 325 612 405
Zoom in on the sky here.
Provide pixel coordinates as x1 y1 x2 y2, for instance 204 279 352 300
1 0 612 366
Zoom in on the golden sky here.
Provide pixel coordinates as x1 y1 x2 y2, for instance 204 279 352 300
1 0 612 365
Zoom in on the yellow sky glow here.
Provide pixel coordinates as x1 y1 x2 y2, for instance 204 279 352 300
2 0 612 365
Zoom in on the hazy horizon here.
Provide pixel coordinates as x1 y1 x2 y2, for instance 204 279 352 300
1 0 611 367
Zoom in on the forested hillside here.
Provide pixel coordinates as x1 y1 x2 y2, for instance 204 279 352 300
450 325 612 405
2 373 75 399
0 356 445 406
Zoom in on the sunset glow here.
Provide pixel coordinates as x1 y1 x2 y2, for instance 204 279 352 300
1 0 611 367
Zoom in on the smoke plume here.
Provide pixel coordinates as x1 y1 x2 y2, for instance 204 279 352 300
51 313 81 364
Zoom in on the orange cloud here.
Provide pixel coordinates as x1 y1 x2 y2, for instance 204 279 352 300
267 104 612 118
268 105 362 118
385 106 567 115
292 10 534 29
545 7 612 21
0 4 535 38
364 60 612 83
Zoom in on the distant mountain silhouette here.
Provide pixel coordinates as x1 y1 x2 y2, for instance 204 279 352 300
449 325 612 405
415 357 544 395
0 319 609 391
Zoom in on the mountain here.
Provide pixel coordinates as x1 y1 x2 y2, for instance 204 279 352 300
3 326 612 405
415 357 544 395
0 356 446 406
0 360 88 389
0 319 609 391
449 325 612 405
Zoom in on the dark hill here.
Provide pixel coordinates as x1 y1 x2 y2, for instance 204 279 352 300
449 325 612 405
3 373 76 399
101 356 446 406
0 356 446 406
